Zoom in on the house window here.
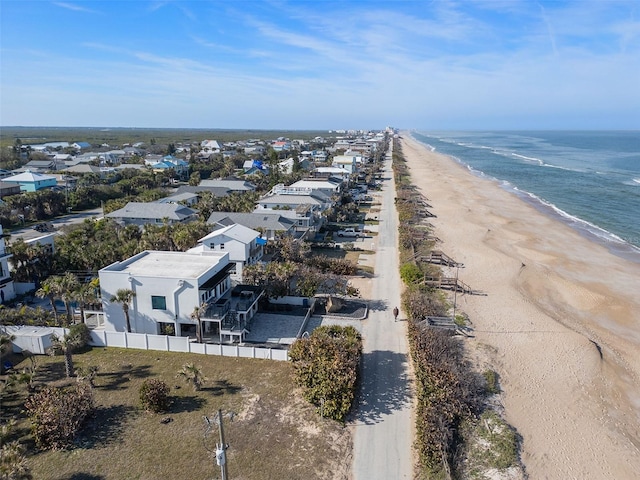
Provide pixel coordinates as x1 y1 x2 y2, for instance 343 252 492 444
151 295 167 310
220 243 225 250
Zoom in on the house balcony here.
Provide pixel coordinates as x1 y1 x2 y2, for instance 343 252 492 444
201 285 264 344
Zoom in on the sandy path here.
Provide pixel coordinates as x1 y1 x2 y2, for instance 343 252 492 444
401 134 640 479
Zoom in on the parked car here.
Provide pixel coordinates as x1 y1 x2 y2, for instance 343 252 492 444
336 228 364 238
33 222 55 232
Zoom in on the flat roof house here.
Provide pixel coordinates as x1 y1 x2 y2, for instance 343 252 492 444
99 250 261 343
100 250 230 336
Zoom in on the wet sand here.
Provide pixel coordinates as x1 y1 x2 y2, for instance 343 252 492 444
401 133 640 479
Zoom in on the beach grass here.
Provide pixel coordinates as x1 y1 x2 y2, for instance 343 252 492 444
463 411 520 478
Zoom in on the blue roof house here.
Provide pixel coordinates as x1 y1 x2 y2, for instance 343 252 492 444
2 170 57 192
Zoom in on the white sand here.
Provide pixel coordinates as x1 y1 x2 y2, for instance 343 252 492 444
401 134 640 479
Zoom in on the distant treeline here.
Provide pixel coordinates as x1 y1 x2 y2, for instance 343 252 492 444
0 127 337 148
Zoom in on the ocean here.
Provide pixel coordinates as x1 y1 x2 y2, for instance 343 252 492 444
411 131 640 262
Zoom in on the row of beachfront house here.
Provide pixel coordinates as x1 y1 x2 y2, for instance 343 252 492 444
95 175 348 342
2 132 388 343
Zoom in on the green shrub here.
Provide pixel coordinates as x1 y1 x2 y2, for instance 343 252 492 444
139 379 170 413
289 326 362 422
24 383 94 450
68 323 91 350
400 262 423 285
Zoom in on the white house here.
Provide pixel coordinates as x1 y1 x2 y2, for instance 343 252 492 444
193 224 263 284
206 211 296 240
0 225 16 304
313 166 351 181
288 178 342 196
99 250 262 343
331 155 359 174
201 140 221 152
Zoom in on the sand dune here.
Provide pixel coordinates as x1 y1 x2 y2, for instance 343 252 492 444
401 134 640 479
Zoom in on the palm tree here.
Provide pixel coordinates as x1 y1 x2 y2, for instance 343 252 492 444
110 288 136 333
35 277 61 325
190 302 209 343
51 324 90 378
176 363 207 391
59 272 80 326
72 278 100 324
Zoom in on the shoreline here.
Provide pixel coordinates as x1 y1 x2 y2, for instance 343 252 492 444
400 133 640 478
412 132 640 264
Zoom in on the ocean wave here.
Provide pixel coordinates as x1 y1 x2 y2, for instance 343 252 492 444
509 186 639 252
511 153 582 172
633 178 640 185
512 153 544 165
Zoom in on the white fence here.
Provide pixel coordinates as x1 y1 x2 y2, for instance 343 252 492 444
1 325 289 361
89 330 289 361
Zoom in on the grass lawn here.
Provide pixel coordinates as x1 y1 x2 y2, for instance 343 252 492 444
2 348 351 480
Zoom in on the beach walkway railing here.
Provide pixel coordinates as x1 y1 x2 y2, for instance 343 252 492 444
417 250 464 268
422 276 475 294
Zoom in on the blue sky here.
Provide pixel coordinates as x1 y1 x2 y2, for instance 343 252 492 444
1 0 639 130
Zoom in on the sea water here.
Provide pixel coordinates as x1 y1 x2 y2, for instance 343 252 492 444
411 131 640 261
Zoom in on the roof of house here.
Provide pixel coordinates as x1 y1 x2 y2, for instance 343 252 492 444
106 202 197 221
199 223 260 244
314 166 350 174
3 170 56 183
115 163 147 170
198 179 256 191
258 192 329 207
24 160 55 168
175 185 231 197
102 250 229 279
288 179 341 191
206 211 295 231
63 164 102 174
156 192 199 203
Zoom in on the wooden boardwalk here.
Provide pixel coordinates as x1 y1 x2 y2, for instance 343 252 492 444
422 276 475 294
418 316 472 336
417 250 463 268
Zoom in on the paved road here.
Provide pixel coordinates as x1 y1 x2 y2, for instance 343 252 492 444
352 148 413 479
8 207 104 243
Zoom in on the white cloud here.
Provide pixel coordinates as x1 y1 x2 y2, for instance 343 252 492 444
52 1 100 14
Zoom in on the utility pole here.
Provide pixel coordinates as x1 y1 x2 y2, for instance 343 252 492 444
216 409 229 480
204 410 229 480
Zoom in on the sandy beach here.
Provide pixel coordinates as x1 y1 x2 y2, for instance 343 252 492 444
401 134 640 479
